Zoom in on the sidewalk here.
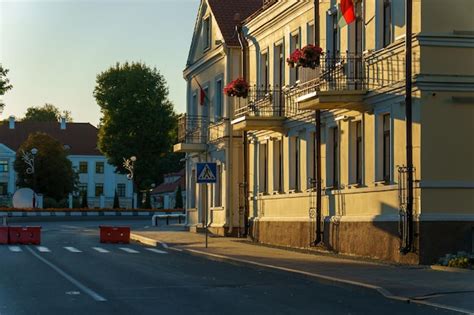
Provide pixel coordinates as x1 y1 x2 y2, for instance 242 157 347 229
131 226 474 314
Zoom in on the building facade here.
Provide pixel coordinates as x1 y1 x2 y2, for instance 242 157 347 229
174 0 263 235
180 0 473 264
233 0 473 264
0 116 133 208
151 169 186 209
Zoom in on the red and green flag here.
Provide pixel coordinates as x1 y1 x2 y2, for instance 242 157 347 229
338 0 356 28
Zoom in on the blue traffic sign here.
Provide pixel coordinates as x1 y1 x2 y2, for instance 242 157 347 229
196 163 217 184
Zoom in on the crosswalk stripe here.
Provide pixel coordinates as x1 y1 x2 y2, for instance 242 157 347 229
8 246 22 252
64 247 82 253
36 246 51 253
119 247 139 254
92 247 109 253
145 248 167 254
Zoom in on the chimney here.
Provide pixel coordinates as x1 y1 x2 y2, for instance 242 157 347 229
60 117 66 130
8 116 15 129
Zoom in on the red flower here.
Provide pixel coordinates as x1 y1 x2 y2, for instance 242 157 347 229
224 78 249 98
287 45 324 69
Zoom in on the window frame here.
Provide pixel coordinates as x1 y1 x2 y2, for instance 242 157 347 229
95 183 104 197
117 183 126 198
382 0 392 48
203 16 211 51
95 161 105 174
0 160 8 173
79 161 88 174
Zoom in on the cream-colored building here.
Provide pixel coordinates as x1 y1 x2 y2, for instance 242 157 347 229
225 0 473 264
175 0 263 236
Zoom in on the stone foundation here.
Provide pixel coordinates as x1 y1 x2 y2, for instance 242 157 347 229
249 218 474 264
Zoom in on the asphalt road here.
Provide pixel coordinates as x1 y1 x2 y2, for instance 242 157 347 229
0 219 458 315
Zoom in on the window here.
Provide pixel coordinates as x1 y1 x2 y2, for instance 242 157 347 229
0 160 8 172
215 79 223 120
192 92 198 115
95 162 104 174
0 183 7 195
260 52 269 89
289 136 300 191
349 121 363 184
383 0 392 47
214 165 222 207
383 114 391 181
202 86 209 118
117 183 126 197
190 169 196 208
290 32 300 85
307 22 315 45
203 17 211 50
328 127 339 188
308 132 316 188
330 11 339 57
79 162 88 174
78 184 88 196
95 183 104 197
273 139 283 193
259 143 268 193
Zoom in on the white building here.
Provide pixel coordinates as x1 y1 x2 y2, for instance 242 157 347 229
151 169 186 209
0 116 133 208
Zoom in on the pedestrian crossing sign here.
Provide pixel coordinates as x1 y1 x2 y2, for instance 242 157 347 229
196 163 217 183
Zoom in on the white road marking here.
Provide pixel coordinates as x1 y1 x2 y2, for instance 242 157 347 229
160 242 169 249
93 247 109 253
119 247 139 254
64 247 82 253
26 246 106 302
8 246 22 252
145 248 167 254
36 246 51 253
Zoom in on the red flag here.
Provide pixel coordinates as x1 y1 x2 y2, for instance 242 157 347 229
194 78 207 106
340 0 356 25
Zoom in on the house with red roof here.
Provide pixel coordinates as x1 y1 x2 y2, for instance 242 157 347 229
0 116 133 208
151 169 186 209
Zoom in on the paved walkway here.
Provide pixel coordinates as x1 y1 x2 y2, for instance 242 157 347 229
131 226 474 314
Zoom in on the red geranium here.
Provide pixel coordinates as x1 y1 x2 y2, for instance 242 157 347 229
224 78 249 98
287 45 324 69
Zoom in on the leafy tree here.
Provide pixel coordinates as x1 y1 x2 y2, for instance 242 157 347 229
94 62 183 192
142 191 151 209
113 190 120 209
0 64 13 109
23 103 73 122
14 132 74 201
175 186 183 209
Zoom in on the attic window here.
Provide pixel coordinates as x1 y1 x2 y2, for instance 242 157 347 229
203 16 211 50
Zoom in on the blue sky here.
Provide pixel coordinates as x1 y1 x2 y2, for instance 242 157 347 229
0 0 200 125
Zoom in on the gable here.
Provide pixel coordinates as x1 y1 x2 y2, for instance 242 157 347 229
0 143 15 156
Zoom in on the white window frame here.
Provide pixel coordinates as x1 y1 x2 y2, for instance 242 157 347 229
203 16 211 51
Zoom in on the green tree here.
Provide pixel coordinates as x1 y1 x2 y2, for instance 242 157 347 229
94 62 183 192
81 192 88 209
113 190 120 209
175 186 183 209
23 103 73 122
14 132 75 201
0 64 13 109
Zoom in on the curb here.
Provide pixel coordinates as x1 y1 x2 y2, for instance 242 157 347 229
430 265 473 273
129 233 473 314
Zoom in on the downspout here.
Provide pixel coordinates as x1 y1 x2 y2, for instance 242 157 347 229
401 0 414 254
237 22 250 237
226 45 234 235
314 0 323 245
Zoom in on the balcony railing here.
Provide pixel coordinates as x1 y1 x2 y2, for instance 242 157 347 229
208 118 227 143
233 85 285 119
177 114 208 144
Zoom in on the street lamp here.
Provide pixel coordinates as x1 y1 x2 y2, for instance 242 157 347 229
21 148 38 208
123 156 136 209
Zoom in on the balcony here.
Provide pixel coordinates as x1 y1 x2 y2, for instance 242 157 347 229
208 118 228 144
290 53 368 111
173 114 208 153
231 86 286 132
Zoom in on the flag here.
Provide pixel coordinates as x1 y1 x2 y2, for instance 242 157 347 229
194 78 207 106
338 0 356 28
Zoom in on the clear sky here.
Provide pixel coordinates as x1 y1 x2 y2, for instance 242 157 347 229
0 0 200 126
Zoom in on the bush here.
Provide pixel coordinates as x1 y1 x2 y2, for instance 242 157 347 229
438 252 473 269
43 197 59 209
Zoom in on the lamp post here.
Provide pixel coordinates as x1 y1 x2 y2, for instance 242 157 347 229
123 156 136 209
21 148 38 208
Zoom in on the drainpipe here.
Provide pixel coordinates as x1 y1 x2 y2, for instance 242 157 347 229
237 22 249 236
314 0 323 245
226 46 234 235
401 0 414 254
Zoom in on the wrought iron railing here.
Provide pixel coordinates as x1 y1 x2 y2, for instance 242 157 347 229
233 85 285 119
208 118 227 143
177 114 208 144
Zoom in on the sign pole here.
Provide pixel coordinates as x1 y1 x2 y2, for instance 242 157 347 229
205 183 209 248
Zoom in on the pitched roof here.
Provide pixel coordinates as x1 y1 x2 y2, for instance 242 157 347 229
0 121 102 156
152 170 185 194
207 0 263 47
